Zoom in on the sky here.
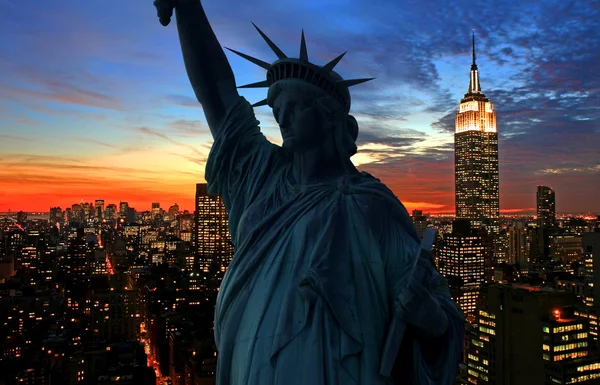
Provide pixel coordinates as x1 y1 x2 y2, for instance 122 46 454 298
0 0 599 214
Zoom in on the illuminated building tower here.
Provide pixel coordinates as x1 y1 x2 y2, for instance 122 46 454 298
152 202 161 219
411 209 428 239
508 221 529 265
49 207 63 224
468 284 600 385
549 234 583 261
168 203 180 219
536 185 556 260
492 230 509 264
72 203 83 223
177 213 194 245
65 207 72 222
454 32 500 234
437 220 485 318
88 274 141 342
194 183 233 287
95 199 105 220
119 201 129 217
576 232 600 341
585 232 600 307
537 186 556 228
64 228 89 312
105 204 117 221
83 201 93 220
18 246 37 273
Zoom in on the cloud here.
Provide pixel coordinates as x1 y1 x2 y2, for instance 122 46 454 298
168 119 210 136
73 138 119 148
133 126 211 160
0 71 122 110
0 134 29 142
15 118 41 126
165 94 200 108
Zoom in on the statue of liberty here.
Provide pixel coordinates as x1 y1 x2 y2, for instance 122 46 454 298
154 1 464 384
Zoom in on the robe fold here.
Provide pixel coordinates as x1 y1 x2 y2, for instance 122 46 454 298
205 96 464 385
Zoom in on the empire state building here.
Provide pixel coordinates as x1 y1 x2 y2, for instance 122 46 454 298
454 33 500 233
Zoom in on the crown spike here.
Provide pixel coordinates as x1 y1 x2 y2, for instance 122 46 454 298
337 78 375 87
251 22 287 60
238 80 270 89
321 51 347 72
299 30 308 61
224 47 271 70
251 98 268 107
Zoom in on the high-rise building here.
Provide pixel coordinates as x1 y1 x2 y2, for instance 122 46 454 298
536 186 557 260
95 199 105 220
63 228 89 312
152 202 161 219
437 220 485 318
468 284 600 385
119 201 129 217
194 183 233 288
508 221 529 265
105 204 117 221
537 186 556 228
72 203 83 222
584 232 600 307
411 209 428 239
549 234 582 261
88 274 141 342
49 207 63 224
454 32 500 234
168 203 180 219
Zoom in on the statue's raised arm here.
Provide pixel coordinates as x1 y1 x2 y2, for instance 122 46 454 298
155 0 239 137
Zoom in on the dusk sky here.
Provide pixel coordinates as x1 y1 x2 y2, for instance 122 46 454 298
0 0 598 214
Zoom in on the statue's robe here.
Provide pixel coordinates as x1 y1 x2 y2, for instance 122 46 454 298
206 97 464 385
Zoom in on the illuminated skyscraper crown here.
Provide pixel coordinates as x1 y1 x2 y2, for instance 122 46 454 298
225 23 374 112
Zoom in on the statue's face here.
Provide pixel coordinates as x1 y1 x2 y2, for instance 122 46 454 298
271 90 331 153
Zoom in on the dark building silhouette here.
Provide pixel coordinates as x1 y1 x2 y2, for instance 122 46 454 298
411 209 428 239
537 186 556 229
468 284 600 384
536 185 556 260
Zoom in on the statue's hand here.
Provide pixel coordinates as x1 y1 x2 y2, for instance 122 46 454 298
398 252 449 338
154 0 199 26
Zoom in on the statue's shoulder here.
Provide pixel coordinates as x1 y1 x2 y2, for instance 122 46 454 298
348 171 402 207
346 172 419 242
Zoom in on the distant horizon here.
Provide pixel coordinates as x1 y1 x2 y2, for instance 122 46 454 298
1 209 598 216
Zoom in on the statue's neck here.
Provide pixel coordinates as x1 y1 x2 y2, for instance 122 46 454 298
289 142 357 186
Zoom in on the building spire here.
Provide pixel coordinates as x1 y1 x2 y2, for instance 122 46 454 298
468 29 481 94
472 30 476 66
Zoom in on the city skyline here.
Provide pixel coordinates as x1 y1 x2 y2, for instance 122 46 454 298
1 0 599 214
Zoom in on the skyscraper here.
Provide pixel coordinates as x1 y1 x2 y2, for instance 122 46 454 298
152 202 161 219
583 232 600 307
411 209 428 239
437 220 485 318
536 185 556 260
194 183 233 287
455 32 500 234
508 221 529 265
537 185 556 229
95 199 104 220
119 201 129 217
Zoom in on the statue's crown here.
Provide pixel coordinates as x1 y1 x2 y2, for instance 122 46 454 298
225 23 374 112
